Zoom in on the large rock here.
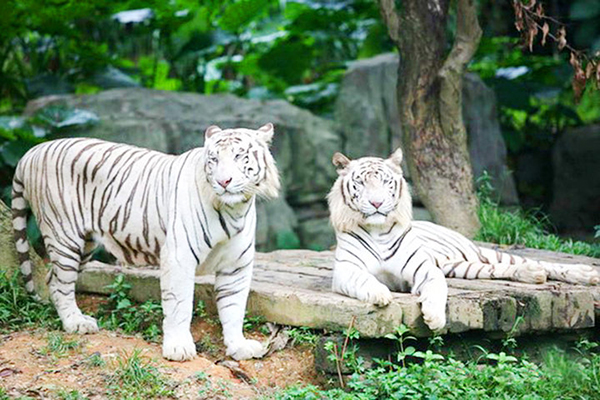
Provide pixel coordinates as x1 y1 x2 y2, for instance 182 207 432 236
335 53 519 205
550 124 600 234
24 89 341 250
0 201 49 299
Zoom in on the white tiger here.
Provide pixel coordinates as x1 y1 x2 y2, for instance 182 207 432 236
11 123 280 361
327 148 600 331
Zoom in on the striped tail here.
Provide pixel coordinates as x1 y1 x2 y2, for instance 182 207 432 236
11 174 36 295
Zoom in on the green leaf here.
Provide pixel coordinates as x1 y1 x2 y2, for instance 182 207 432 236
219 0 272 33
0 140 35 167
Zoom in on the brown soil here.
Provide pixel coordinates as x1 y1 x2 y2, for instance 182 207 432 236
0 295 322 399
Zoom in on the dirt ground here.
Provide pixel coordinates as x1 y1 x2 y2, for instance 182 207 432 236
0 295 323 399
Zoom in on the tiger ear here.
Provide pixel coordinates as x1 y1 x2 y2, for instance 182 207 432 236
388 147 403 166
332 152 351 174
257 123 274 143
205 125 222 139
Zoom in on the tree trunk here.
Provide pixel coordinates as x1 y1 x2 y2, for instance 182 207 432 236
378 0 482 237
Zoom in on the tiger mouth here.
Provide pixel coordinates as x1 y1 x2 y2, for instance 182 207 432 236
364 211 388 218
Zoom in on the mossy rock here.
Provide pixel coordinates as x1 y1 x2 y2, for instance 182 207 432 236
0 200 49 300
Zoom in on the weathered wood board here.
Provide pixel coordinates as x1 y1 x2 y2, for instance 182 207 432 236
77 247 600 338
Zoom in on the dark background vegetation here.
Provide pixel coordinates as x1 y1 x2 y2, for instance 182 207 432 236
0 0 599 242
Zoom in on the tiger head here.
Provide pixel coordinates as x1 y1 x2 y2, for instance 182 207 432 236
328 148 412 232
203 123 280 205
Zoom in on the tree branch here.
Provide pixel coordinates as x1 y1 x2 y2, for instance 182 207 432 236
438 0 482 141
377 0 402 45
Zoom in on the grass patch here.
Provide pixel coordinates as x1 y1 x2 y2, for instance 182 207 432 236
106 349 175 399
475 173 600 258
55 389 88 400
0 270 60 332
195 371 233 398
40 332 81 358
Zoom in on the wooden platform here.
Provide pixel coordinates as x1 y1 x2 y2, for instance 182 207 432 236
77 246 600 338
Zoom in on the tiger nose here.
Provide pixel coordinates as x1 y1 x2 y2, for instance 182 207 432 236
218 177 232 188
370 200 383 209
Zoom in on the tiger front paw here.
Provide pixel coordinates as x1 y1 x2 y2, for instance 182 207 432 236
419 295 446 331
63 313 99 334
162 331 197 361
226 339 265 360
362 283 393 307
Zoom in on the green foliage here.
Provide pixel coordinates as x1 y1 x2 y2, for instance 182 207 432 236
0 270 60 332
476 172 600 257
0 0 391 116
85 352 106 368
96 274 163 342
106 349 175 399
287 327 319 346
55 389 88 400
243 314 267 332
272 327 600 399
0 105 98 203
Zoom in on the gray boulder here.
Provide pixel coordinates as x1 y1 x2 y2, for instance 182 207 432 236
550 124 600 234
24 89 341 250
335 53 519 205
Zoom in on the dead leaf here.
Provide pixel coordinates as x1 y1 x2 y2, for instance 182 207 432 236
569 52 580 69
557 27 567 50
535 2 544 17
541 22 549 46
528 22 538 51
0 367 21 378
572 65 587 103
585 61 594 79
263 323 290 356
217 360 253 384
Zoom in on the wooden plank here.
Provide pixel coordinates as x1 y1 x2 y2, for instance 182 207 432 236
77 246 600 338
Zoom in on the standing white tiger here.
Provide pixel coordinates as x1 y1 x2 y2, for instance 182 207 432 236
11 123 280 361
328 148 600 331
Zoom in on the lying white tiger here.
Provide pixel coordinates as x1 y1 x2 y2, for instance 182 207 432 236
12 124 279 361
328 149 600 331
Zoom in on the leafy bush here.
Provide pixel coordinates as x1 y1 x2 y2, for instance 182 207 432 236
271 325 600 399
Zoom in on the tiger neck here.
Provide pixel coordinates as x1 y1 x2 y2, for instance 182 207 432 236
359 220 411 239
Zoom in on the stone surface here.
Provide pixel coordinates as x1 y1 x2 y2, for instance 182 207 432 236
334 53 519 205
0 201 49 299
550 124 600 234
24 89 342 250
77 247 600 339
296 217 336 251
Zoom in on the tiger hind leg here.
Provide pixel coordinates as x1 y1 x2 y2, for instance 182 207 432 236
46 240 98 334
475 247 599 285
539 261 599 285
442 259 547 284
